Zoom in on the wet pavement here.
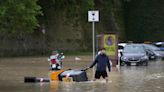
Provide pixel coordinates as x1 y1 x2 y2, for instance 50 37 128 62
0 57 164 92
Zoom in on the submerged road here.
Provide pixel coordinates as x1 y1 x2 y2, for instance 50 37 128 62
0 57 163 92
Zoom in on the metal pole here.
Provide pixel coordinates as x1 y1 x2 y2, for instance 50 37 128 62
92 22 95 60
117 55 120 72
92 22 95 78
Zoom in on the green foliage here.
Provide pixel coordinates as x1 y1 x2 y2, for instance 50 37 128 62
45 0 93 9
39 0 93 19
0 0 42 34
112 0 126 40
94 0 118 33
38 0 94 50
124 0 164 42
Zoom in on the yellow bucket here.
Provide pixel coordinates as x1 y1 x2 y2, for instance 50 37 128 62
62 77 73 82
50 70 64 81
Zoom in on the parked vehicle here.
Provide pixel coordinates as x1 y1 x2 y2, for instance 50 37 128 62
153 42 164 51
142 44 158 60
118 43 127 54
121 44 149 66
142 44 164 59
118 43 127 65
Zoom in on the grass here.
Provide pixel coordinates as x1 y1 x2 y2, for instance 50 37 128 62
0 50 93 58
63 51 92 56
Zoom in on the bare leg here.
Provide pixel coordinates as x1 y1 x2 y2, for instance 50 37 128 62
105 77 108 83
92 78 97 81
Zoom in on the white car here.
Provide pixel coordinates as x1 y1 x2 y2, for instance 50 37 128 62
118 43 127 65
118 43 127 53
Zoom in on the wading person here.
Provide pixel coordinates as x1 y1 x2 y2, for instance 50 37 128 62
86 48 111 82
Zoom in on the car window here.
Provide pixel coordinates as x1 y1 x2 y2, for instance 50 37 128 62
154 45 161 48
118 45 124 50
154 42 164 48
123 45 145 53
144 44 160 51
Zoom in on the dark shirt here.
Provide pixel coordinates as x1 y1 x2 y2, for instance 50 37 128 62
89 54 111 72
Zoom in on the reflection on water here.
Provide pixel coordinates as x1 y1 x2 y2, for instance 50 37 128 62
0 57 164 92
49 81 111 92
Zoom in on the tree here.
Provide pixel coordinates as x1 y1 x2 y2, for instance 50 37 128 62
124 0 164 42
0 0 42 34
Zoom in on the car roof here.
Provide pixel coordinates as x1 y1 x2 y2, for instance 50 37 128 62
154 42 164 45
142 44 160 50
123 44 146 53
125 44 142 46
118 43 127 47
124 44 144 49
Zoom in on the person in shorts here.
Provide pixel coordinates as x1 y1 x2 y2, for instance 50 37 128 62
86 48 111 82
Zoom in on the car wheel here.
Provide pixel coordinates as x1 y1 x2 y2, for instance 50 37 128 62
143 61 148 66
162 57 164 60
127 62 131 66
136 62 140 66
120 61 125 66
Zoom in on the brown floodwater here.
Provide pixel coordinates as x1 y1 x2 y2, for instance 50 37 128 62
0 56 164 92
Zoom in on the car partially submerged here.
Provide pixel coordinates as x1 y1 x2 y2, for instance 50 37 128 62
121 44 149 66
118 43 127 54
153 42 164 51
118 43 127 65
142 44 164 60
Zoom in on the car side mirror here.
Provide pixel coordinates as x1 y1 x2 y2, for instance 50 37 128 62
120 52 123 56
145 51 149 55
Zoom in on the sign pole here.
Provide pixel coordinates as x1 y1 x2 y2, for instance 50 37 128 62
88 10 99 79
92 22 95 78
92 21 95 61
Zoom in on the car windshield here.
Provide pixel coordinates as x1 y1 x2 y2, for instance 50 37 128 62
154 43 164 48
123 45 145 53
144 44 160 51
118 45 124 50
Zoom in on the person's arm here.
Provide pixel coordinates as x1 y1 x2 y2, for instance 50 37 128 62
107 58 111 72
86 57 97 70
109 60 112 67
89 59 97 68
85 57 98 70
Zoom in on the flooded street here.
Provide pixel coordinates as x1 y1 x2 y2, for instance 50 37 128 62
0 56 164 92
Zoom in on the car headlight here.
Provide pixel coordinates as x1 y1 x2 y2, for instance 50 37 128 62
141 55 148 60
121 56 127 61
155 53 161 56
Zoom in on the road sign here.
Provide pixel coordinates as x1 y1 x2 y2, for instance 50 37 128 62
88 10 99 78
88 10 99 22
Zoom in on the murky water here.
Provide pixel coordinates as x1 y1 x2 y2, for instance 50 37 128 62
0 57 164 92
